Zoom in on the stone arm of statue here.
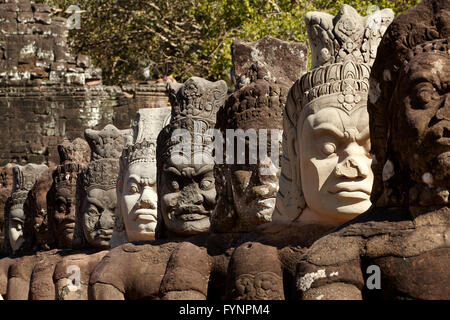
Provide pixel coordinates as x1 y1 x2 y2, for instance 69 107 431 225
29 252 62 300
89 242 177 300
0 257 14 297
6 255 38 300
54 250 109 300
159 242 212 300
295 235 365 300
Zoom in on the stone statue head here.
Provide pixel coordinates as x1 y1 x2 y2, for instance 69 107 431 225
74 124 132 250
273 5 394 225
8 164 48 254
368 0 449 209
23 166 56 252
48 138 90 249
113 108 170 244
0 164 14 254
211 36 307 233
156 77 227 238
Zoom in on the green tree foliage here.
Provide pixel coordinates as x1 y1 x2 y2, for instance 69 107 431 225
39 0 420 85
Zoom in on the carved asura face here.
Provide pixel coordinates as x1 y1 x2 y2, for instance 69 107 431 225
160 156 215 236
120 162 158 241
393 53 449 187
230 157 280 230
299 106 373 224
9 206 24 252
53 185 76 248
83 188 116 249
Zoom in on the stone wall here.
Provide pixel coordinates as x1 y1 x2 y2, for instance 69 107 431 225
0 0 170 166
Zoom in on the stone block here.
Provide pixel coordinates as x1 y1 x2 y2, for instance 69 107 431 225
31 3 51 13
0 11 17 22
17 12 34 23
0 3 19 12
33 12 51 25
0 22 17 34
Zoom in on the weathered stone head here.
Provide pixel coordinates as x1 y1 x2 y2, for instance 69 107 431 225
113 108 170 244
7 164 48 253
211 36 307 233
0 164 14 253
74 125 132 250
23 166 56 251
368 0 449 209
156 77 227 238
274 5 394 225
48 138 89 249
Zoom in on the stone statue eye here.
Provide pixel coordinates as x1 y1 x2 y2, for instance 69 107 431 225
171 181 180 191
322 142 336 156
130 184 139 194
414 83 437 108
199 178 213 190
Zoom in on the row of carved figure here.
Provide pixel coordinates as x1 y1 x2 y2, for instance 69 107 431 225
0 0 448 300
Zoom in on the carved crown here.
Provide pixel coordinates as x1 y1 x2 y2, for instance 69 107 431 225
57 138 90 166
306 4 394 69
158 78 227 160
121 108 171 166
84 125 132 161
167 77 228 127
299 5 394 113
12 164 48 192
83 159 119 190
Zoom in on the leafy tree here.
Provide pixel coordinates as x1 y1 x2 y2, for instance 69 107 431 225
39 0 420 85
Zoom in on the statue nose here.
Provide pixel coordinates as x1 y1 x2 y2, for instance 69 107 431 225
99 210 115 229
180 184 203 206
335 157 368 179
138 187 156 209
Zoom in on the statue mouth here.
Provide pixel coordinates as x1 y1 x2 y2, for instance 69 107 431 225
133 209 157 222
174 206 210 221
329 183 371 199
255 197 276 209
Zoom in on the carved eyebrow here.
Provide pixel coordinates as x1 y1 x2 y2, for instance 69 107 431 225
194 164 215 176
312 123 345 138
86 197 104 209
127 175 141 184
409 71 440 87
163 166 181 176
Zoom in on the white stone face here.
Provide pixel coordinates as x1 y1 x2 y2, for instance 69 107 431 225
9 207 25 252
120 162 158 241
298 106 373 224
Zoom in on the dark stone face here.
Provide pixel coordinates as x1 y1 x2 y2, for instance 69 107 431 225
83 188 116 249
228 160 280 229
159 158 215 236
53 184 77 248
392 52 450 188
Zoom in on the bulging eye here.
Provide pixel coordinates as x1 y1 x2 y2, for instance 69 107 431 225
414 83 437 108
199 178 214 190
171 181 179 191
322 142 336 156
130 184 139 194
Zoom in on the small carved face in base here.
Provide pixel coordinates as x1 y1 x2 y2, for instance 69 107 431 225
120 162 158 241
393 53 450 188
299 106 373 224
230 157 280 230
53 185 77 248
160 156 215 236
83 188 116 249
9 207 25 252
